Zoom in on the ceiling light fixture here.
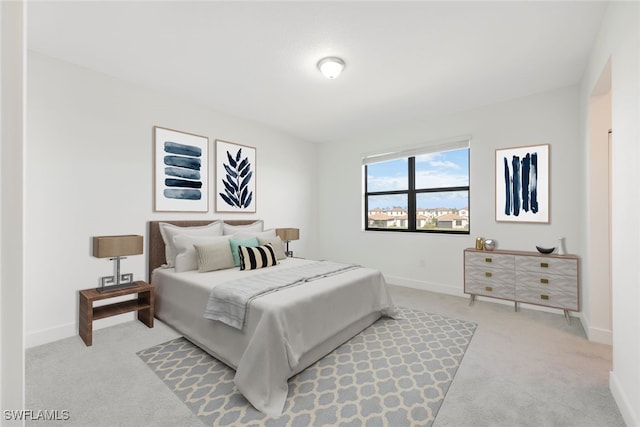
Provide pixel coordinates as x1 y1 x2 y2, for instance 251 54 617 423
317 57 345 79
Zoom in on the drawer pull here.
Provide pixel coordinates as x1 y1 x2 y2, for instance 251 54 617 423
540 262 549 268
540 278 549 284
540 294 549 300
485 272 492 278
485 258 492 263
485 286 493 292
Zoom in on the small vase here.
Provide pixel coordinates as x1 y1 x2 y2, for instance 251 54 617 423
475 237 484 250
557 237 566 255
484 239 496 251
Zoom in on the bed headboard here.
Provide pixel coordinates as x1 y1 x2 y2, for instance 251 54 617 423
147 220 258 282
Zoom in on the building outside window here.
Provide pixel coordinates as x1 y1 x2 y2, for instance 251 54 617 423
363 138 470 234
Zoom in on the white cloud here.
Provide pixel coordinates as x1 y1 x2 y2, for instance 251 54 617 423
366 174 407 192
415 170 468 188
428 160 459 169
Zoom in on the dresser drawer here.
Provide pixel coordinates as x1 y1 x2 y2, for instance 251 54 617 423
515 271 577 291
465 280 515 300
515 256 577 276
465 252 514 269
516 283 578 310
466 265 514 285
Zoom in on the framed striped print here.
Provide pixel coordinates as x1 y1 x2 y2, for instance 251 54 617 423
495 144 549 223
154 126 209 212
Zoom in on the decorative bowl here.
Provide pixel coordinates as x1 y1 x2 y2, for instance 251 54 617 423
536 246 555 254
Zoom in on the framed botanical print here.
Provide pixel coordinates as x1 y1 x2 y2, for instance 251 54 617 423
215 139 256 213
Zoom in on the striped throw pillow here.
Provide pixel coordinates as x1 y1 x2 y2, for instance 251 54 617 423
238 244 278 270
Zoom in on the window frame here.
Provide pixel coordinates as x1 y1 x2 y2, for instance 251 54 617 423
363 139 470 234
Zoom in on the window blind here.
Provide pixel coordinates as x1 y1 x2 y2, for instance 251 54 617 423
362 136 470 165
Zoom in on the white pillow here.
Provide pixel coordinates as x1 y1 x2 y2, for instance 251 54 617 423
258 235 287 260
159 221 223 267
173 234 230 273
222 220 264 236
233 229 276 241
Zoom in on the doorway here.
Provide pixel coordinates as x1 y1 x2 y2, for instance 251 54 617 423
586 59 612 344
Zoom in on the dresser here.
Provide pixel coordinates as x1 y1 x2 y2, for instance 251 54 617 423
464 248 579 320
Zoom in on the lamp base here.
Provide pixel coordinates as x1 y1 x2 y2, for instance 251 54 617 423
97 273 135 293
97 282 138 293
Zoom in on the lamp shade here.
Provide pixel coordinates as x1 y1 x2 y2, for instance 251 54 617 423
275 228 300 241
93 235 143 258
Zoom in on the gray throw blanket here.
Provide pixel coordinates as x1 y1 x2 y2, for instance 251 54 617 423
204 261 360 330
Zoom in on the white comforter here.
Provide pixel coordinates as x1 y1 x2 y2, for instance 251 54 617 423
152 257 395 415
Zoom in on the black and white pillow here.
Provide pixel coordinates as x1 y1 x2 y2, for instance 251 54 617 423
238 243 278 270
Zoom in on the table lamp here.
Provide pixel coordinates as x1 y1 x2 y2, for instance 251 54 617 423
93 235 143 292
275 228 299 257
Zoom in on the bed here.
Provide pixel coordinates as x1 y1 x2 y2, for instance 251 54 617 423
148 220 395 415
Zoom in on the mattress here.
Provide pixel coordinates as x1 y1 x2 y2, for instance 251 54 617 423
152 257 395 415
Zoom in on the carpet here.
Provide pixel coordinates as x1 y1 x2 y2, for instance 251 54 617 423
137 307 476 427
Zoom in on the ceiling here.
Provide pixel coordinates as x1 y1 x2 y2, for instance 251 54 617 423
27 1 608 144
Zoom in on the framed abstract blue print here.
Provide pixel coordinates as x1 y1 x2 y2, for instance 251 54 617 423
495 144 549 223
154 126 209 212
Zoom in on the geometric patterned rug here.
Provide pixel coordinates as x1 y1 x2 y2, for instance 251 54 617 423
137 307 476 427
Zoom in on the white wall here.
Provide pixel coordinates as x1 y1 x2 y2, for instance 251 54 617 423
586 85 612 345
1 0 26 423
317 86 584 300
25 52 318 348
580 2 640 425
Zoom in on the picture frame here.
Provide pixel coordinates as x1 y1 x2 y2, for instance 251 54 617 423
153 126 209 212
495 143 549 223
215 139 257 213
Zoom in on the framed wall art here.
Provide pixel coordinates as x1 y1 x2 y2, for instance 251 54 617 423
495 143 549 223
216 139 256 213
154 126 209 212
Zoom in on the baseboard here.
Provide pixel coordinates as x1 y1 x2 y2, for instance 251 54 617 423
386 275 581 318
577 310 613 344
385 275 465 298
26 322 77 348
587 325 613 345
26 312 135 348
610 370 638 427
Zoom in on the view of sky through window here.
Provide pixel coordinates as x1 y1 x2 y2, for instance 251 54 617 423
367 148 468 209
366 158 408 192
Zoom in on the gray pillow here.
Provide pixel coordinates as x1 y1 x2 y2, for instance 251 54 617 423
194 240 235 273
258 236 287 260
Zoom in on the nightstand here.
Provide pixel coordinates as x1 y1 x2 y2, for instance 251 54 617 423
79 281 154 346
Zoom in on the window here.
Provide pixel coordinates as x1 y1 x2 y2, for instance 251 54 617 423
363 138 470 233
